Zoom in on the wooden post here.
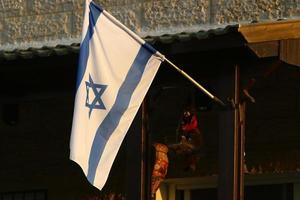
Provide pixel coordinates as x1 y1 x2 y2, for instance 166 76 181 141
234 65 246 200
141 100 147 200
218 65 244 200
218 69 235 200
293 183 300 200
141 98 152 200
126 104 143 200
184 190 191 200
233 65 240 200
168 184 176 200
239 102 246 200
218 109 234 200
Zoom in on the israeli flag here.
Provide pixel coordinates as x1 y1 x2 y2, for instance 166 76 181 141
70 0 164 190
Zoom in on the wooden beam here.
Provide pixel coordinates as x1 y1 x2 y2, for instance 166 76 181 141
280 39 300 67
239 20 300 43
247 41 279 58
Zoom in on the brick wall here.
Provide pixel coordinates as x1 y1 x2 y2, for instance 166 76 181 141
1 0 300 50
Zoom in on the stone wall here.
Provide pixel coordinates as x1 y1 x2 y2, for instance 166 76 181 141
1 0 300 50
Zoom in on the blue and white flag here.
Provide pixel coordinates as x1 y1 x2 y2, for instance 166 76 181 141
70 0 164 190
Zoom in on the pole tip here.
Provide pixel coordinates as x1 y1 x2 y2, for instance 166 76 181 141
213 96 226 107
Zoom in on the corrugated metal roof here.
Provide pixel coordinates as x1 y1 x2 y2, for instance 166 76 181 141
0 44 80 61
144 25 238 44
0 25 238 61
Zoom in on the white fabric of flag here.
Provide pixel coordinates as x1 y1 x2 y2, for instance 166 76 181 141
70 0 164 190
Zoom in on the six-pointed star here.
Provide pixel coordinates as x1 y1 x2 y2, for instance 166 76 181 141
85 74 107 117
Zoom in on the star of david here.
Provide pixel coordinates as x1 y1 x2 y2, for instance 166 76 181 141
85 74 107 118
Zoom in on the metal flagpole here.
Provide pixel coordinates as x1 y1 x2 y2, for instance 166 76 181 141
164 57 225 106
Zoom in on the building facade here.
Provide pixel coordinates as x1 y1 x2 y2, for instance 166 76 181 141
1 1 300 200
1 0 300 50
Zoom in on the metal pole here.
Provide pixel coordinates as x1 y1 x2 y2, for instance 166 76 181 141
164 58 225 106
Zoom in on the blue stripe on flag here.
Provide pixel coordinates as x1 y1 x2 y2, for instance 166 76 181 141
143 42 157 55
87 44 154 184
76 2 103 90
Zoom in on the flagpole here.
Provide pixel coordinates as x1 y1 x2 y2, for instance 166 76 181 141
164 57 225 106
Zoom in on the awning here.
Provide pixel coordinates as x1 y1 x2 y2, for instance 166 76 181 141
239 19 300 67
239 19 300 43
0 25 239 61
1 20 300 65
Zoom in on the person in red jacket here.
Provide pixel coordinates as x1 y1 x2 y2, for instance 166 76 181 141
177 107 204 171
